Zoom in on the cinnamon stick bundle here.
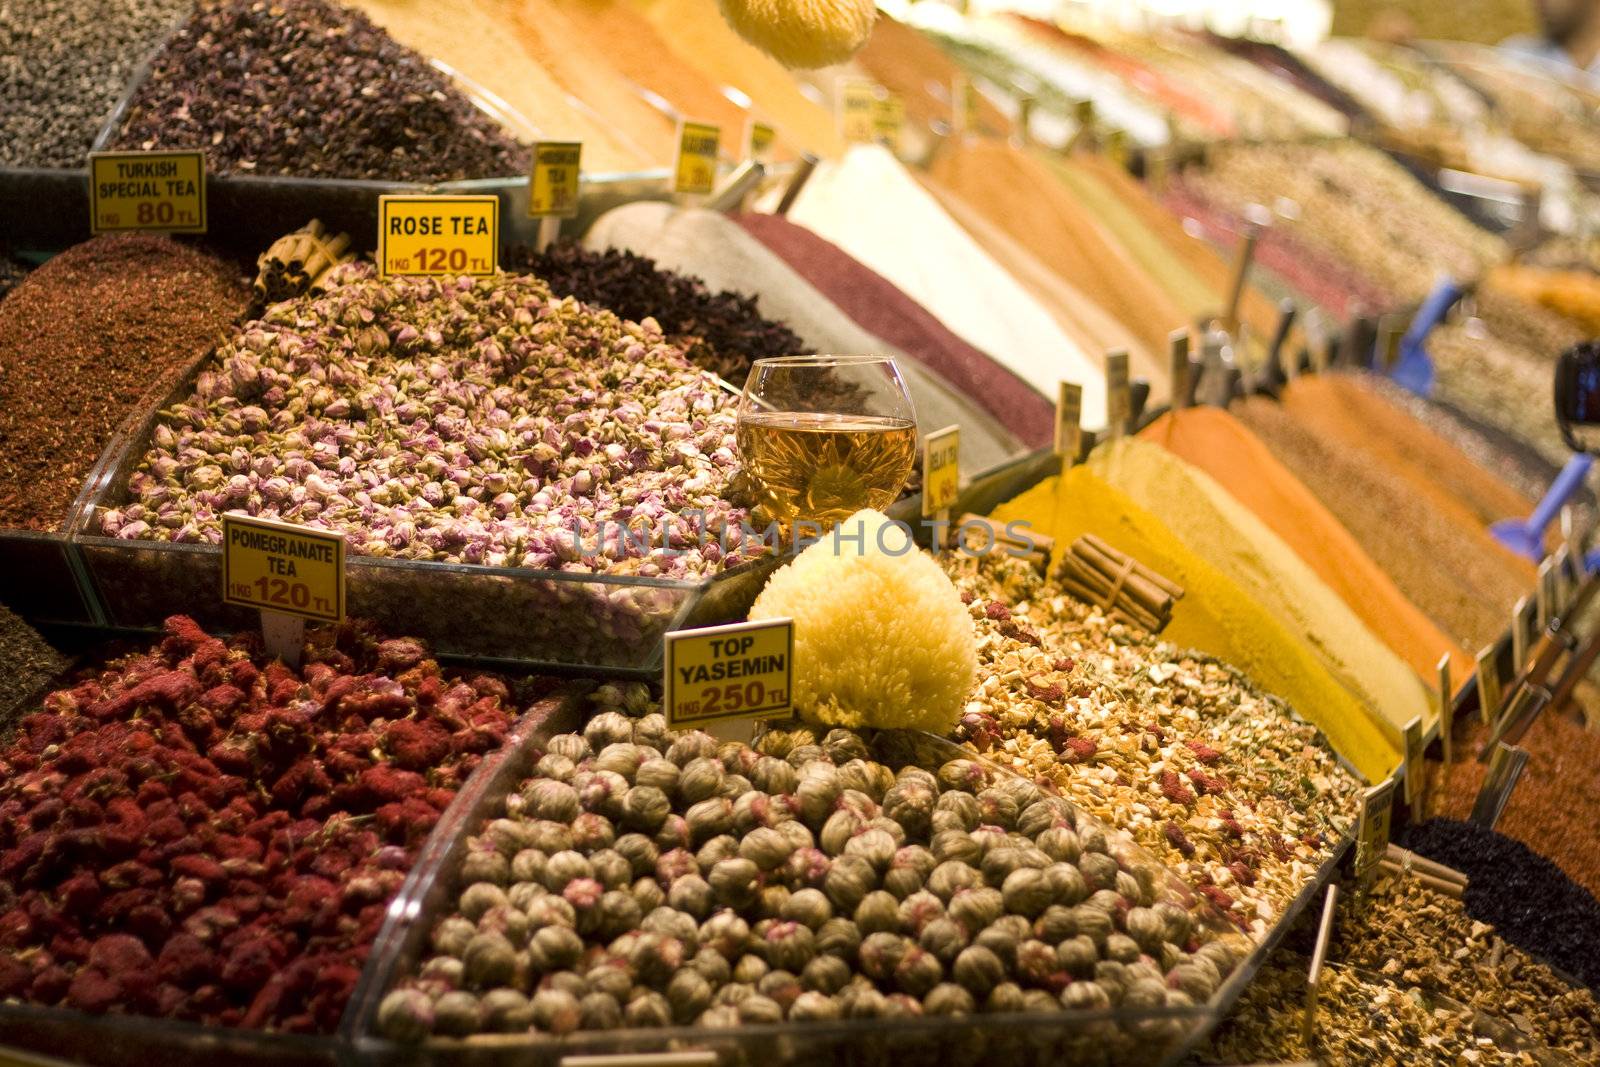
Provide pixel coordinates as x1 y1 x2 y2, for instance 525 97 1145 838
252 219 355 307
1055 535 1184 633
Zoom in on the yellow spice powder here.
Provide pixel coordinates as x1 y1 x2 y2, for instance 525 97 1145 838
1087 438 1433 745
992 465 1401 782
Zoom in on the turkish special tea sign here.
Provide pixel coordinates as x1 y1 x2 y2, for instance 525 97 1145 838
89 150 206 234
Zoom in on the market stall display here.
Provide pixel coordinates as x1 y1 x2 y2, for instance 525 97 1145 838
6 6 1600 1065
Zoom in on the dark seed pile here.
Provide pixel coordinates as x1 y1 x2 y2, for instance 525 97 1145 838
510 242 804 382
0 604 67 733
0 234 248 531
0 0 190 168
1400 819 1600 994
109 0 529 181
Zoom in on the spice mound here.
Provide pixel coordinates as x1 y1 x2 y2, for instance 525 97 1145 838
109 0 529 181
0 604 68 730
509 242 804 384
948 554 1362 939
110 264 751 578
0 616 521 1031
0 234 249 531
377 699 1244 1045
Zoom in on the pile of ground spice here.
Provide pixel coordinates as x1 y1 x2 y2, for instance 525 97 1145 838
628 0 844 158
1429 713 1600 899
928 140 1190 365
111 0 530 180
0 234 248 531
508 240 804 382
0 604 67 734
852 10 1011 138
774 145 1107 426
1401 819 1600 994
1236 381 1535 650
1140 406 1470 685
549 0 768 159
991 462 1399 781
736 212 1054 448
1086 438 1431 753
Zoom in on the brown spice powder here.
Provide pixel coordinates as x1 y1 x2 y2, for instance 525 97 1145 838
1236 394 1532 650
0 235 247 530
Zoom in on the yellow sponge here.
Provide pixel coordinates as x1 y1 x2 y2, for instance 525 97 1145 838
749 509 977 733
717 0 877 69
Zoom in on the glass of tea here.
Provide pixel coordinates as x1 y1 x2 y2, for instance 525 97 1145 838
736 355 917 536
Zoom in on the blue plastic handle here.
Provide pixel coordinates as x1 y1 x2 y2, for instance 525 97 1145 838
1390 277 1464 396
1530 454 1592 535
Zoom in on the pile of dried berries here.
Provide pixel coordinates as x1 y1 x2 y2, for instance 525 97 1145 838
946 554 1361 938
0 0 190 167
0 234 248 531
1400 819 1600 994
107 263 753 580
0 616 522 1031
1202 959 1557 1065
1336 871 1600 1059
109 0 529 181
0 604 67 731
509 243 805 383
377 696 1245 1049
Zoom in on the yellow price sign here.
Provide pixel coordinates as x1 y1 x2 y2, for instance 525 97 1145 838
528 141 582 219
664 618 794 727
88 150 206 234
377 195 498 278
1105 128 1129 168
222 513 346 624
922 424 961 517
1106 349 1131 433
962 79 981 134
745 119 776 163
1402 715 1425 809
1354 777 1396 880
1055 382 1082 460
838 78 878 143
873 94 905 154
674 120 721 196
1476 644 1502 725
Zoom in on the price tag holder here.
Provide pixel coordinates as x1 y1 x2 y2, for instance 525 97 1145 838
528 141 583 219
222 513 346 666
89 150 206 234
1512 596 1534 669
1354 776 1396 881
873 94 905 154
1055 382 1083 462
1302 883 1338 1052
922 424 961 520
1476 644 1503 725
1106 349 1131 437
838 79 878 143
1437 653 1454 765
378 195 498 278
744 119 776 164
1402 715 1425 812
674 120 721 196
1169 330 1191 410
664 618 793 729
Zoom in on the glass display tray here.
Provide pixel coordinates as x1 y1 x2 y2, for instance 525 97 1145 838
340 695 1355 1067
74 357 781 675
0 672 581 1067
